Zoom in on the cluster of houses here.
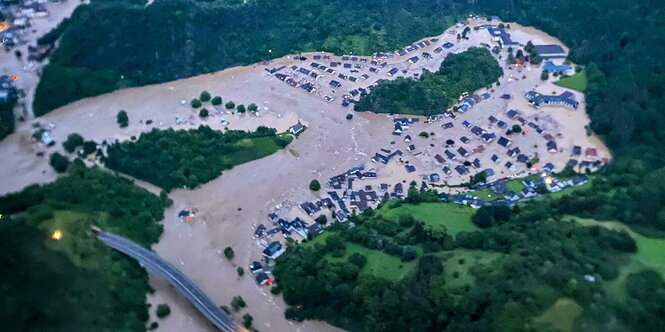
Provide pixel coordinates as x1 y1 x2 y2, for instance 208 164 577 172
455 92 491 112
481 24 518 46
391 116 420 136
443 172 590 208
0 75 17 104
525 91 579 109
1 0 52 49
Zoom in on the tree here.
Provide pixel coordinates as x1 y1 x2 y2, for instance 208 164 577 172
419 131 429 138
62 133 84 153
49 152 70 173
511 124 522 134
469 171 487 186
200 91 211 102
79 140 96 155
191 99 202 108
472 207 493 228
346 113 353 120
224 247 234 259
211 96 222 105
237 267 244 276
156 304 171 318
242 314 253 328
117 110 129 128
315 214 327 225
231 296 246 311
540 70 550 80
248 103 258 112
348 252 367 267
225 101 235 109
199 108 209 117
309 179 321 191
237 104 246 113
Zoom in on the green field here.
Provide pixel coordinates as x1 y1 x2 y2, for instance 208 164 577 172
471 188 501 200
325 243 417 281
440 249 503 290
545 181 592 199
534 298 584 332
506 178 526 193
555 70 588 92
381 202 478 236
225 134 292 166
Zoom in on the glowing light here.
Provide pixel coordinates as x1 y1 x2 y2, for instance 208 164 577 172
11 75 18 81
51 229 63 240
545 176 553 185
0 22 10 33
268 49 272 53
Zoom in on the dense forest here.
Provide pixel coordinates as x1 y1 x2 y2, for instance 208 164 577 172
33 0 472 114
0 163 171 331
354 47 502 115
274 188 665 332
104 125 292 190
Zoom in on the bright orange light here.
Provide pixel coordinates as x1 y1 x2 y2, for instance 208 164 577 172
11 75 18 81
524 129 530 134
51 229 63 240
185 216 192 221
0 22 10 33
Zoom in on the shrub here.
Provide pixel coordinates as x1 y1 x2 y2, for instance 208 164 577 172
237 267 244 276
81 141 97 156
309 179 321 191
225 101 235 109
231 296 246 311
191 99 202 108
242 314 253 328
346 113 353 120
199 108 209 117
49 152 70 173
248 103 258 112
200 91 211 102
419 131 429 138
62 133 84 153
315 214 327 225
211 96 222 105
270 286 282 294
156 304 171 318
237 104 246 113
540 70 549 80
224 247 234 259
117 110 129 128
348 252 367 267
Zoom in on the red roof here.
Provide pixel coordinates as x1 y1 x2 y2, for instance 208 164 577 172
585 148 597 157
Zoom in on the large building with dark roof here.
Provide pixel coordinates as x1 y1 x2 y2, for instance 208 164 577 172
533 44 567 59
525 91 579 109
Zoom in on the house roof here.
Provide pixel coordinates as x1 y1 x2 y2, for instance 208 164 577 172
534 44 566 56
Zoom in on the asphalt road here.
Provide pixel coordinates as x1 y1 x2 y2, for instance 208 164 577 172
94 229 243 332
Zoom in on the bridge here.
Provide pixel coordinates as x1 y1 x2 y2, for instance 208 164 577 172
92 227 243 332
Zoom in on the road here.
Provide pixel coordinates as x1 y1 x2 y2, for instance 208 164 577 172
93 228 244 332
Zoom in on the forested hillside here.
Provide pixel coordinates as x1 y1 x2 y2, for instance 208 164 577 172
354 47 502 115
0 164 171 331
274 190 665 332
